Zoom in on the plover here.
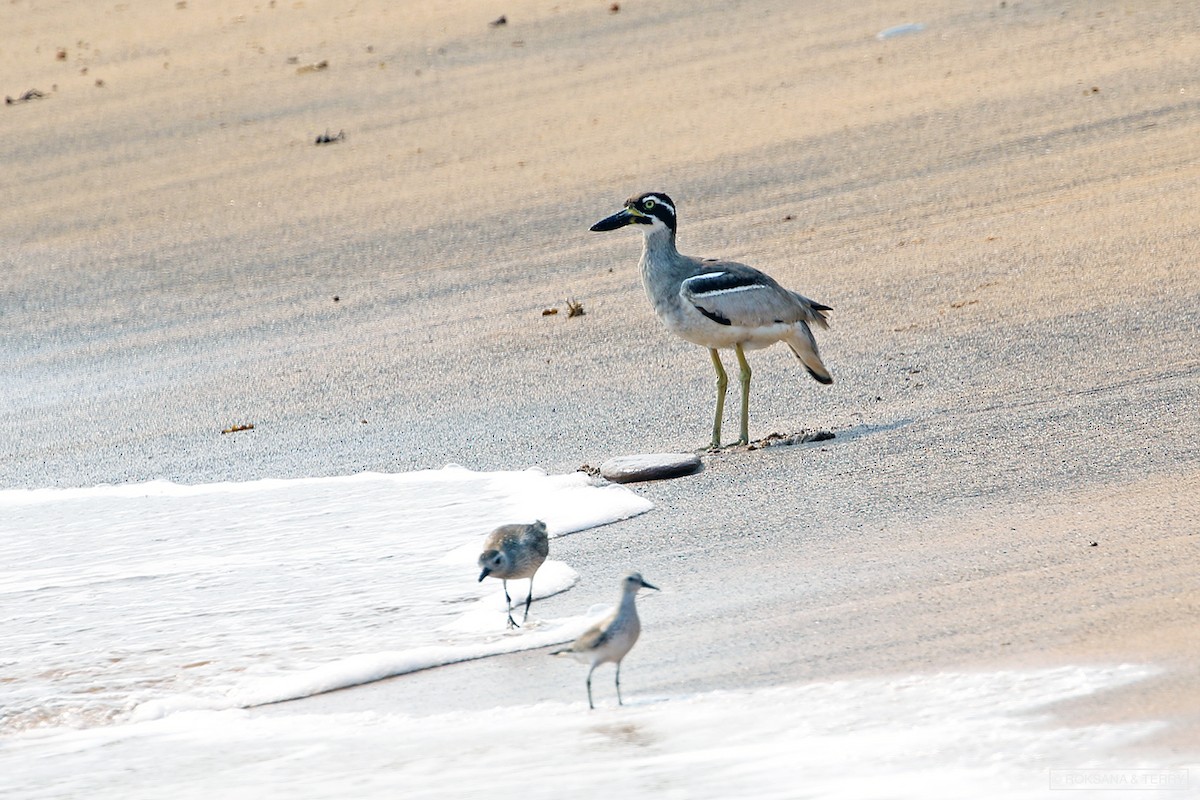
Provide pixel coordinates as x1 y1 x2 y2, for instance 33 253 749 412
553 571 658 709
478 520 549 629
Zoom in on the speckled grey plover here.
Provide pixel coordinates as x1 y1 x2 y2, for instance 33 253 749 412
552 571 658 709
478 521 550 629
591 192 833 448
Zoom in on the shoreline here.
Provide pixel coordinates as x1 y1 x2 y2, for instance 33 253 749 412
4 0 1199 785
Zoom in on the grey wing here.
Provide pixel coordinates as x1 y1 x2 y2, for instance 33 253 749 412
524 521 550 558
572 620 612 652
680 260 830 329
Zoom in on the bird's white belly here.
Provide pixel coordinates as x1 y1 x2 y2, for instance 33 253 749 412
666 312 793 352
599 624 639 664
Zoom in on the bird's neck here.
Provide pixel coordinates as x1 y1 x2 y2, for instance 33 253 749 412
641 225 678 259
638 227 682 311
619 589 640 619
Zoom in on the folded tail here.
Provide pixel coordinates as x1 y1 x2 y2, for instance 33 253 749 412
787 324 833 385
793 293 832 330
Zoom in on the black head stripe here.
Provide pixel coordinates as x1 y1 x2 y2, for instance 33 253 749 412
627 192 677 231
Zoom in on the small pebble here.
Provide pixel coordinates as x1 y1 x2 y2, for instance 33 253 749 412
876 22 926 41
600 453 703 484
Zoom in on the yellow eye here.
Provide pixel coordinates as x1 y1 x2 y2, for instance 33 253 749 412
643 198 656 210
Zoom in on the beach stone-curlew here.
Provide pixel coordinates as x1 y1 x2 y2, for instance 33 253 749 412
599 453 702 484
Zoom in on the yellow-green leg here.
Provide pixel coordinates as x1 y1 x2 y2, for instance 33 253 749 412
735 344 752 445
709 348 727 449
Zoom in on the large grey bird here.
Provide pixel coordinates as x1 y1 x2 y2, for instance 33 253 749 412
551 571 658 709
477 520 550 629
591 192 832 448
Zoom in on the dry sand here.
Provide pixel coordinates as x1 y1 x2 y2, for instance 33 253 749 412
4 0 1199 762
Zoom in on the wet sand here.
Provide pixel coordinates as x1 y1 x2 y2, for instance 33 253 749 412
4 0 1198 762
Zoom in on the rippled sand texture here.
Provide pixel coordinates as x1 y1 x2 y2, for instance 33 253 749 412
4 0 1199 768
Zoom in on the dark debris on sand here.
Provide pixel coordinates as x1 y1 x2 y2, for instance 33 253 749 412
744 430 836 451
6 89 47 105
315 129 346 145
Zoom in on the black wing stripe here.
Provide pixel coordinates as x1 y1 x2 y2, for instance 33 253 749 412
695 305 732 326
685 271 763 297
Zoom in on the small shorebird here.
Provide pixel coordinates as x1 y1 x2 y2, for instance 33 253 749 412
591 192 833 448
552 571 658 709
477 521 549 629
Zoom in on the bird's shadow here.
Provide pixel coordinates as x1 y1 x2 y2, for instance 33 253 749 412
588 720 659 748
701 418 913 455
820 417 915 445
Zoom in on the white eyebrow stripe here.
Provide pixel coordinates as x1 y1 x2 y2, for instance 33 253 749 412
646 197 675 215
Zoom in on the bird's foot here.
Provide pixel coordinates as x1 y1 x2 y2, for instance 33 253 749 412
506 616 521 630
706 437 753 451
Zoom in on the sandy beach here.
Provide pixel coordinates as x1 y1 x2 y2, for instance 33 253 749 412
4 0 1199 787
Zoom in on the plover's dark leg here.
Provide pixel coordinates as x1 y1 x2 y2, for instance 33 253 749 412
522 577 534 623
503 580 519 629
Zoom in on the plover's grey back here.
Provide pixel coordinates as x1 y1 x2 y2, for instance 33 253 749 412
478 520 548 580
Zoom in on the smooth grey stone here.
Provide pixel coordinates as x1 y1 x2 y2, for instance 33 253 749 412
600 453 703 484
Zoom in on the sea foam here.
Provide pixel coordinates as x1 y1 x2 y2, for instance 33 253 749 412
0 467 652 732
